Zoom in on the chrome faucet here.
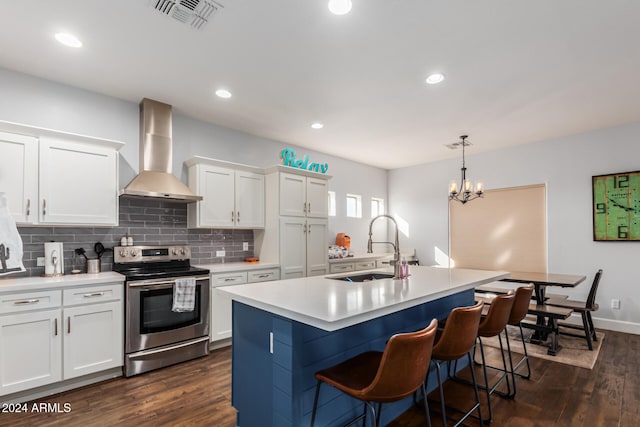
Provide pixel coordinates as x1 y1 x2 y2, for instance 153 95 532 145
366 214 401 279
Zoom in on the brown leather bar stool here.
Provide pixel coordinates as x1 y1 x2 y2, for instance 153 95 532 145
310 318 438 427
428 301 484 427
474 293 515 423
479 284 534 399
504 284 534 393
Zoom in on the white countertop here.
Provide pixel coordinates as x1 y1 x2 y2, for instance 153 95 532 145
0 271 125 293
196 262 280 273
218 266 508 331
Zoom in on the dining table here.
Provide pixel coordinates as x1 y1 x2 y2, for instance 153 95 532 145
499 271 586 354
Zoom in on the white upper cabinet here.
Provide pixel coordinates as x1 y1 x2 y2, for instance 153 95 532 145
187 158 265 229
306 177 329 218
0 124 122 226
39 137 118 225
0 131 38 223
235 171 265 228
279 172 328 218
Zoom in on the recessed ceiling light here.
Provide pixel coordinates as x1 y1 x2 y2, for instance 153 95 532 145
328 0 352 15
426 73 445 85
215 89 232 99
54 32 82 48
311 123 324 129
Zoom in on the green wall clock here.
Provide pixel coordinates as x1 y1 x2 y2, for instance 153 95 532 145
593 171 640 241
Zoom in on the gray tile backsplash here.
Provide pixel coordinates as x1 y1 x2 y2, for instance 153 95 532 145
15 198 254 277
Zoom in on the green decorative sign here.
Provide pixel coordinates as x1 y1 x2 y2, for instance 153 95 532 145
280 148 328 174
593 171 640 241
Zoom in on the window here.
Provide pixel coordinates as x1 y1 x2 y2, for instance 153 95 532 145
346 194 362 218
328 191 336 217
371 197 384 218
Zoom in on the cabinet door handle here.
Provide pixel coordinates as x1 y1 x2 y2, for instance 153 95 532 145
42 199 47 216
308 202 311 213
67 317 71 334
26 198 31 217
54 318 58 336
231 211 235 222
14 299 40 305
303 202 307 213
237 211 240 222
83 292 105 298
256 274 270 278
303 223 307 233
224 278 237 282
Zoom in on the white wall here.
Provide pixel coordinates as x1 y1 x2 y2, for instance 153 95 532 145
389 123 640 332
0 67 387 253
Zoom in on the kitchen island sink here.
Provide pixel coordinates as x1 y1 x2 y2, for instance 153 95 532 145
329 272 395 282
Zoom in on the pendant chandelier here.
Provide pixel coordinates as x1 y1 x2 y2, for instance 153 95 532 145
449 135 484 204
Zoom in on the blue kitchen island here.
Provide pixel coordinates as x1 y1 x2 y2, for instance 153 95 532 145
219 266 508 427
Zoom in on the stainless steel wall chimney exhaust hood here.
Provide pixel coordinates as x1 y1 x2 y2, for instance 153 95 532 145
120 98 202 203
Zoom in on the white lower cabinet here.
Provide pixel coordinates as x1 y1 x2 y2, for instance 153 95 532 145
0 309 62 395
210 268 280 343
0 282 123 397
63 301 123 380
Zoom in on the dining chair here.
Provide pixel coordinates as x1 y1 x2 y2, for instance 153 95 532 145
428 301 484 427
546 269 603 350
310 318 438 427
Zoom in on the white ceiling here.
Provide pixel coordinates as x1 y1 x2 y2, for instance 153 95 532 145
1 0 639 170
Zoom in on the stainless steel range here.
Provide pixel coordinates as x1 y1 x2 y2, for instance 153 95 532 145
114 245 210 377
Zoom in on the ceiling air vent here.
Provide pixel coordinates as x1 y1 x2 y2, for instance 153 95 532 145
152 0 223 30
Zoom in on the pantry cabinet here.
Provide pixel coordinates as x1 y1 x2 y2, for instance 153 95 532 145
0 279 123 397
187 158 265 229
258 166 331 279
279 217 328 279
0 125 122 226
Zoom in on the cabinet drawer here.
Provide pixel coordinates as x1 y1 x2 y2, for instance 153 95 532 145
0 290 61 314
355 261 376 270
247 268 280 283
63 283 123 306
211 272 248 287
330 263 355 273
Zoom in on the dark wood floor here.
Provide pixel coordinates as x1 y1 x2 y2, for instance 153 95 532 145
1 330 638 427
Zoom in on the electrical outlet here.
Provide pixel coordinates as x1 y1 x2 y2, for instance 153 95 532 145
37 257 45 267
216 250 225 257
243 242 249 251
611 299 621 310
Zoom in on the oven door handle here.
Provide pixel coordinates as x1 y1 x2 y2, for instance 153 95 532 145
127 276 209 290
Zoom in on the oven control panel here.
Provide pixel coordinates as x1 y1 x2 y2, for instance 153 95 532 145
114 245 191 263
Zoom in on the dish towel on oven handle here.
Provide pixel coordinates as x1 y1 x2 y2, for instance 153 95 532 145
172 277 196 312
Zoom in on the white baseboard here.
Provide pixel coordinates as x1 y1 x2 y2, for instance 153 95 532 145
562 313 640 335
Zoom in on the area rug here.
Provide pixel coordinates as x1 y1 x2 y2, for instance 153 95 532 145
481 324 604 370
